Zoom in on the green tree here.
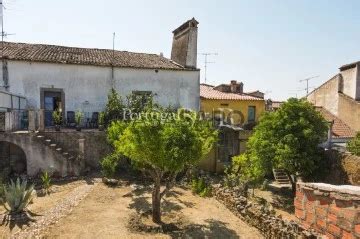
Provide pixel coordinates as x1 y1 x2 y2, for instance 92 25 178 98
347 132 360 156
103 88 125 127
108 108 217 223
242 98 328 191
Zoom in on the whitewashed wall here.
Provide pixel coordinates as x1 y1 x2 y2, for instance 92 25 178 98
1 60 200 113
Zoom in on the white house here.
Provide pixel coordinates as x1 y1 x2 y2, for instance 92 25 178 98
0 18 200 128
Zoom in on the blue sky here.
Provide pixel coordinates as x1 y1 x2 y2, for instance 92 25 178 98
3 0 360 100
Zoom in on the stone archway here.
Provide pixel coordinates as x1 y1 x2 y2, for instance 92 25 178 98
0 141 27 178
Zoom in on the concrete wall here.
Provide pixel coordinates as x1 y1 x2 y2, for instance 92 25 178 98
42 131 112 169
1 60 200 112
307 74 340 116
338 93 360 131
0 133 74 177
295 183 360 238
340 66 358 100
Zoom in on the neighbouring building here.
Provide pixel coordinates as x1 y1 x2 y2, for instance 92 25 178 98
0 18 201 177
307 61 360 132
265 99 283 111
315 106 355 150
199 80 265 172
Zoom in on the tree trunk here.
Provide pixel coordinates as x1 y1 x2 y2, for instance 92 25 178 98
152 177 161 223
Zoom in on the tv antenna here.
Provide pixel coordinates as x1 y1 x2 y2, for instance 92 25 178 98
199 52 218 83
0 1 15 50
299 75 319 95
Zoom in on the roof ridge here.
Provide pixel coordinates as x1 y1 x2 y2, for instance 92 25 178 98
3 41 164 57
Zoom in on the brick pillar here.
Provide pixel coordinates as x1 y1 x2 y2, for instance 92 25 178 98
38 109 45 132
28 110 36 132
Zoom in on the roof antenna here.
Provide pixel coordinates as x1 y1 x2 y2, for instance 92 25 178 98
199 52 218 83
299 75 319 95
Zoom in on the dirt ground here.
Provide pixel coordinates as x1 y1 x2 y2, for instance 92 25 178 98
41 182 263 239
0 180 87 238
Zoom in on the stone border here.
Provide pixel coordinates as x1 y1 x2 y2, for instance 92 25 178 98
211 184 321 238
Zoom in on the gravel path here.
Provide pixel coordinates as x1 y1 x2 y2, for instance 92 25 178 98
10 181 97 239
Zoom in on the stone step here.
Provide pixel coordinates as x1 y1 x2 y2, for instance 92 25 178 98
45 139 52 144
36 135 45 139
63 152 69 156
56 148 63 152
50 144 57 148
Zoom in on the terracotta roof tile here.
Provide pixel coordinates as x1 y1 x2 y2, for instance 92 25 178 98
316 107 355 138
0 42 194 71
200 84 263 101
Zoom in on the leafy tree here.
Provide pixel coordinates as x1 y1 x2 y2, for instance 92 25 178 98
347 132 360 156
108 107 217 223
241 98 328 192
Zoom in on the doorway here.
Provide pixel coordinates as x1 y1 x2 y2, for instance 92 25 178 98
40 88 65 127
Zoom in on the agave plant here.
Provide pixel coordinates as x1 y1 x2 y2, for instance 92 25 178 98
3 178 34 214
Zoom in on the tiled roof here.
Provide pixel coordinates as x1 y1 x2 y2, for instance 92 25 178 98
0 42 194 71
200 84 263 101
316 107 356 138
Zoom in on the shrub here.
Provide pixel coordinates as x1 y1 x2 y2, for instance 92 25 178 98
98 112 105 126
4 178 34 214
41 171 52 194
347 132 360 156
191 177 212 197
75 110 83 126
100 154 121 178
52 109 62 125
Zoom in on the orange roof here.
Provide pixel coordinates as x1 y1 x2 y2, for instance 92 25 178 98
200 84 263 101
316 107 355 138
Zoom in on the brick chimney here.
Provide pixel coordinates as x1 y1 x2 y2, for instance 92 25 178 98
230 80 243 94
171 18 198 69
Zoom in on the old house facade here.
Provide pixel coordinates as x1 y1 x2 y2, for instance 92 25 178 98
307 61 360 132
0 18 200 130
0 18 201 177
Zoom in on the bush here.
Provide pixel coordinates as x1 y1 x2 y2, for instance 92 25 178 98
191 177 212 197
52 109 62 125
4 178 34 214
41 171 52 194
100 154 121 178
347 132 360 156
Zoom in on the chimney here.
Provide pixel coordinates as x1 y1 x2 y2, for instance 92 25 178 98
171 18 199 69
230 80 243 94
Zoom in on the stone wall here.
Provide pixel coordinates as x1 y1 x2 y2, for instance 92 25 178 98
295 183 360 238
212 184 319 238
323 150 360 186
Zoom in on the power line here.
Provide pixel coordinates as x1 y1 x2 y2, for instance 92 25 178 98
199 52 218 83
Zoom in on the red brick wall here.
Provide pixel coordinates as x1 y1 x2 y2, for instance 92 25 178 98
295 183 360 239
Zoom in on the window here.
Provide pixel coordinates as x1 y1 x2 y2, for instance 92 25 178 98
247 106 256 122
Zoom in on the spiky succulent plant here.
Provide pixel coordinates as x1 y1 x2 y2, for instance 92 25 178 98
3 178 34 214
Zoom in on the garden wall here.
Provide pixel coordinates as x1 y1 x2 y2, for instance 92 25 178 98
295 183 360 238
323 150 360 186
